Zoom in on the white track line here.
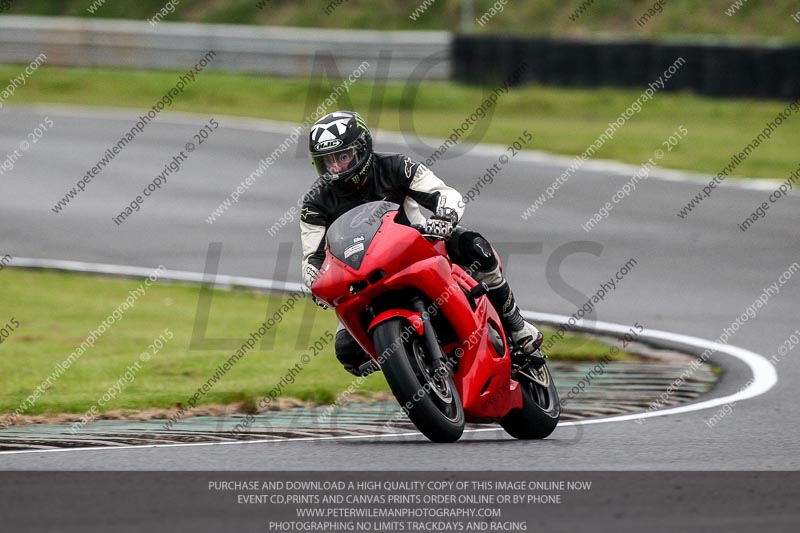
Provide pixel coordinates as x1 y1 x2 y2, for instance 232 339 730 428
522 311 777 422
9 104 784 190
0 259 777 455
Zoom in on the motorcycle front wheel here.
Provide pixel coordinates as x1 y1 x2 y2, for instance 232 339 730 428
372 318 464 443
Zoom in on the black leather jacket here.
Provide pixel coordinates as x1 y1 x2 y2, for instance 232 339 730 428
299 152 464 286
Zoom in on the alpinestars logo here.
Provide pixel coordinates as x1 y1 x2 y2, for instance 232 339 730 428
403 158 415 179
301 207 320 220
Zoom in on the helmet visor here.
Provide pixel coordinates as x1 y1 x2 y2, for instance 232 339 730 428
311 139 369 182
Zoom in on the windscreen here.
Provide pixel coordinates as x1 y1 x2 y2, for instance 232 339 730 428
326 201 399 270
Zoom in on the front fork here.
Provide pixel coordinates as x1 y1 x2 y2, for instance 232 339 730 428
409 298 448 374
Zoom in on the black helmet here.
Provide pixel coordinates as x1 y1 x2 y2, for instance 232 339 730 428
309 111 373 190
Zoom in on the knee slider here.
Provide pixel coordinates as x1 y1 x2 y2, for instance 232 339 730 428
454 231 497 271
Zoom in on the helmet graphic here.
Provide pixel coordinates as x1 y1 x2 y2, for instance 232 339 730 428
309 111 373 190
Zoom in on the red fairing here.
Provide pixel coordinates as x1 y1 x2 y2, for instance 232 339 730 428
312 208 522 422
367 309 424 336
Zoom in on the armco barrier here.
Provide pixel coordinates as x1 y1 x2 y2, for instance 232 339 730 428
0 15 450 81
1 15 797 99
453 35 800 100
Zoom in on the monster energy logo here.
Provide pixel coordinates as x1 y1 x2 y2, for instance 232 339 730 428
354 114 369 131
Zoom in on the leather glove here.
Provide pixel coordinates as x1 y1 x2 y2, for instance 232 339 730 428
425 207 458 239
304 263 328 309
311 294 328 310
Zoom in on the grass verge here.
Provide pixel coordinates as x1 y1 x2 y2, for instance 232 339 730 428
1 64 798 180
0 269 629 418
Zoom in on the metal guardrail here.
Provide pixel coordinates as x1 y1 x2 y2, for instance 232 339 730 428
3 15 795 99
0 15 451 80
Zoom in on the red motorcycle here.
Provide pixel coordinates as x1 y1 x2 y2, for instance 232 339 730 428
312 201 560 443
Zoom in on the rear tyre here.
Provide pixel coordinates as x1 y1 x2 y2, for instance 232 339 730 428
372 318 464 443
501 362 560 440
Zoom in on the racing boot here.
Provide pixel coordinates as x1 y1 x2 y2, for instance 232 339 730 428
473 265 544 364
335 324 379 377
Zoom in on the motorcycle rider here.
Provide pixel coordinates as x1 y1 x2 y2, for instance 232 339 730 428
300 111 543 376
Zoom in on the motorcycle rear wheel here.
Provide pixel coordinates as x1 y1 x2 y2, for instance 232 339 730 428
373 318 465 443
501 362 560 440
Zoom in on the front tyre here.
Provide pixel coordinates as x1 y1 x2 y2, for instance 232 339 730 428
501 362 560 440
372 318 464 443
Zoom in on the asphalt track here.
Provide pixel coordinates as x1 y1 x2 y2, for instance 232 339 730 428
1 105 799 471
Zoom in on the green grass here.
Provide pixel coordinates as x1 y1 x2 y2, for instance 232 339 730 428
2 64 798 180
0 269 624 417
3 0 799 41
